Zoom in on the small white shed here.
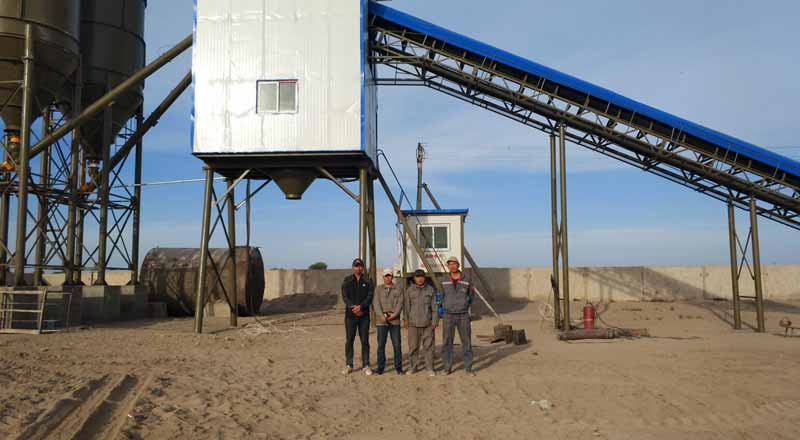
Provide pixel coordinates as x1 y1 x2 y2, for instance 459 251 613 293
401 209 468 276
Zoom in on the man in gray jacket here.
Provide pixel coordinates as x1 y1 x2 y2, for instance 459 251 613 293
440 256 475 375
375 269 404 375
403 269 439 376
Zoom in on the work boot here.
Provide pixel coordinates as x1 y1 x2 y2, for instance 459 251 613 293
363 366 373 376
342 366 353 375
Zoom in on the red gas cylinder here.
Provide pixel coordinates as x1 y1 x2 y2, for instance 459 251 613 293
583 303 596 330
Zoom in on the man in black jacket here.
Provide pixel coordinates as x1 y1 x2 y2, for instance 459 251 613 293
341 258 375 376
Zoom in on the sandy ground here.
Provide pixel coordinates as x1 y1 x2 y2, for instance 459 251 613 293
1 299 800 439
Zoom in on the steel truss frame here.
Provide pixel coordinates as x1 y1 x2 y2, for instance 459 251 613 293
192 167 379 334
368 18 800 230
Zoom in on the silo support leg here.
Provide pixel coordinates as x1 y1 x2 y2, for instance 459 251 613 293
358 168 367 261
94 108 113 286
194 168 215 334
129 109 144 285
226 178 238 327
13 24 35 286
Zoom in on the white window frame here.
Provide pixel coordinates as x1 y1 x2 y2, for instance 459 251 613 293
256 79 298 114
417 223 450 252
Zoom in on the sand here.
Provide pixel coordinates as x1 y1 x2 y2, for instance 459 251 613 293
1 299 799 439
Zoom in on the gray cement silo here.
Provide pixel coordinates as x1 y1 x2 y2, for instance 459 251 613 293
79 0 147 161
0 0 81 134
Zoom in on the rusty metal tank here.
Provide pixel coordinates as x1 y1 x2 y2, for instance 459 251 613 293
140 247 265 317
79 0 147 160
0 0 81 132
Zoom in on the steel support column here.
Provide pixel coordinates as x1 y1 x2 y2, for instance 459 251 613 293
94 108 112 286
194 168 215 334
749 197 765 333
727 202 742 329
13 24 35 286
367 175 377 282
358 167 368 260
64 66 82 285
226 178 238 327
550 133 562 329
73 149 86 285
558 124 571 330
0 156 9 285
33 108 52 285
129 108 144 285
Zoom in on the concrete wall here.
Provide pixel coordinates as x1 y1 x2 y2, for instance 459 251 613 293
264 265 800 302
41 265 800 303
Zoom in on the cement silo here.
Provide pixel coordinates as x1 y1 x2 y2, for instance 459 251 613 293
79 0 147 161
0 0 81 136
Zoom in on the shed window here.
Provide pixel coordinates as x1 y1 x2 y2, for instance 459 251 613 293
257 80 298 114
418 225 449 250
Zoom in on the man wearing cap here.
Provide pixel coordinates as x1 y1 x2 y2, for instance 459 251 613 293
341 258 375 376
440 256 475 375
375 269 404 375
403 269 439 376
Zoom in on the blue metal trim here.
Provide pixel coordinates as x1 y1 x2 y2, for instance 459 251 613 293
369 2 800 177
401 209 469 216
190 0 197 153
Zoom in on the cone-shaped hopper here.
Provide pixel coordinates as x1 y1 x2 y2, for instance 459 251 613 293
270 169 317 200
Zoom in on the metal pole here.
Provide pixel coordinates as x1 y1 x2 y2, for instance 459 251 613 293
367 176 377 283
727 201 741 330
359 167 367 260
94 107 112 286
558 124 572 330
550 133 562 329
29 35 194 160
0 146 9 285
13 24 35 286
749 197 765 333
64 63 82 285
226 178 238 327
74 151 86 285
33 107 52 285
416 143 424 210
194 168 215 334
129 108 144 285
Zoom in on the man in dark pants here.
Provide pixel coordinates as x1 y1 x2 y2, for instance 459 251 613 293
440 256 475 376
341 258 375 376
375 269 404 375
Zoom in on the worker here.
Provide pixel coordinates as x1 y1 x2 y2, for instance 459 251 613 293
440 256 475 376
341 258 375 376
403 269 439 376
375 268 404 375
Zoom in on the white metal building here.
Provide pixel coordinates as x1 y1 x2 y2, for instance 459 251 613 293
192 0 377 162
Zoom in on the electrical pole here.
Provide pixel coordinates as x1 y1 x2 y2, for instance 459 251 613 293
416 143 425 210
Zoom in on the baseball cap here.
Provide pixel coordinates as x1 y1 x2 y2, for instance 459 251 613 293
446 256 460 265
352 258 365 267
413 269 426 277
382 269 394 277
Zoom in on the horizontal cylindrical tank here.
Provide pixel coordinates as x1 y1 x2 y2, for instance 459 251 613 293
80 0 147 160
140 247 265 317
0 0 81 132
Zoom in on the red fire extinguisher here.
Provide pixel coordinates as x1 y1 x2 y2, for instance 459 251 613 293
583 303 596 330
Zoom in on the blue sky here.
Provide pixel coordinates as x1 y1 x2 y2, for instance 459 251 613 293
137 0 800 269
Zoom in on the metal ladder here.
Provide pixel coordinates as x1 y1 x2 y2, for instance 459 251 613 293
0 289 72 334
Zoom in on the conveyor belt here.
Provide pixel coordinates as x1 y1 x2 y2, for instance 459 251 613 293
368 2 800 229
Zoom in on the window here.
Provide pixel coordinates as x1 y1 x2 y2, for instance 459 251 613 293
257 80 298 114
418 225 449 250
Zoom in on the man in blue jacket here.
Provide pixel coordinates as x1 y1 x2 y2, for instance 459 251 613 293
440 256 475 375
341 258 374 376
